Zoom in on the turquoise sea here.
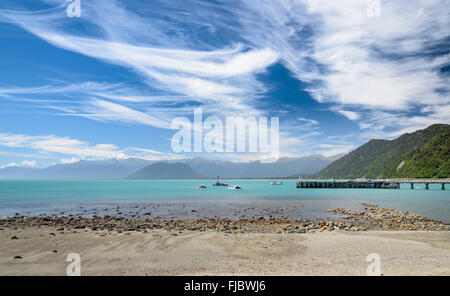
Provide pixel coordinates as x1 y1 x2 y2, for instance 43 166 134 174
0 180 449 222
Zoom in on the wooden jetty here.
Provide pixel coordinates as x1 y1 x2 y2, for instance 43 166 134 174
296 179 449 190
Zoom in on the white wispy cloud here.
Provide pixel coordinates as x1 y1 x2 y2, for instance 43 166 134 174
0 160 36 169
60 157 80 164
66 99 173 129
317 144 356 157
0 133 126 158
237 0 450 132
0 0 448 159
297 117 319 125
0 1 278 121
0 132 182 161
337 110 360 121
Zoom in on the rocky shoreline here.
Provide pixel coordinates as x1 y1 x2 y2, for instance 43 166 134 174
1 203 448 235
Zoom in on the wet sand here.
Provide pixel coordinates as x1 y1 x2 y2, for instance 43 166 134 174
1 227 449 275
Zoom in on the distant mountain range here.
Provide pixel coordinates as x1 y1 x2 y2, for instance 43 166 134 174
0 166 37 180
178 154 341 179
317 124 450 179
0 158 152 180
3 124 447 180
128 162 205 179
0 154 339 180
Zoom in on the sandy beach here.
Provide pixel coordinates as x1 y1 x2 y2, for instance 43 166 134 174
1 204 448 275
1 226 449 276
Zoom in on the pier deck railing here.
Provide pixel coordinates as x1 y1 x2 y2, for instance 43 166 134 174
296 179 449 190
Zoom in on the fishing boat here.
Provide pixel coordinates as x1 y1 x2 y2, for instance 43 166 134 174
212 176 228 186
271 180 283 185
228 185 243 190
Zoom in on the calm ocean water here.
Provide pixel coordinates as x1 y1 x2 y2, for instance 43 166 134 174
0 180 449 222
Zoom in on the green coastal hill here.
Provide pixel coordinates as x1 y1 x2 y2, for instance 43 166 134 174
317 124 450 179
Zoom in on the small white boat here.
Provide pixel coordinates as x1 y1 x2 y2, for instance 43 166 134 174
271 180 283 185
228 185 243 190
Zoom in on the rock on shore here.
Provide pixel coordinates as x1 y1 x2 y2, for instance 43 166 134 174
0 203 448 234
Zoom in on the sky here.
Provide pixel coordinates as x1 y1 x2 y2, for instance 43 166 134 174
0 0 449 168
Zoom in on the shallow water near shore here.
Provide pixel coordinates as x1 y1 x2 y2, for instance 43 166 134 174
0 180 449 222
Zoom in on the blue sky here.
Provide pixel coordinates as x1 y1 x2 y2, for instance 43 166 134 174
0 0 449 168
